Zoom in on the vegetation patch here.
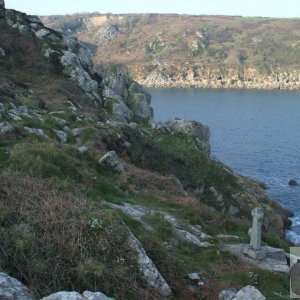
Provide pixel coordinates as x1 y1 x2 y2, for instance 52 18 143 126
0 172 155 299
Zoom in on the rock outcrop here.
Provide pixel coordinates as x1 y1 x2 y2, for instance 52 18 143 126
99 151 126 173
1 6 153 124
0 272 35 300
41 291 115 300
219 286 265 300
128 232 171 296
135 66 300 90
41 13 300 90
0 273 115 300
100 65 153 123
221 244 290 273
157 118 211 154
288 179 298 186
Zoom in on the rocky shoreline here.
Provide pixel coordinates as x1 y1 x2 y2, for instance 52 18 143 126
130 67 300 90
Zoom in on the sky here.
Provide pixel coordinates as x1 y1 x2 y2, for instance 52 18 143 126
4 0 300 18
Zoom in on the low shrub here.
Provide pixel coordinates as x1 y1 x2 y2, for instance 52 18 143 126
0 172 154 299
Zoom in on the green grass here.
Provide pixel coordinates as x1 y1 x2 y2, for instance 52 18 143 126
7 142 82 180
0 148 9 169
262 233 290 252
121 127 242 216
79 127 98 145
219 268 289 299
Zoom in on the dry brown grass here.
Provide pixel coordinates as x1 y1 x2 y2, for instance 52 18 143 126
120 164 200 206
0 171 161 299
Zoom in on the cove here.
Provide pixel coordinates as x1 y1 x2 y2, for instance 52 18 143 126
149 88 300 244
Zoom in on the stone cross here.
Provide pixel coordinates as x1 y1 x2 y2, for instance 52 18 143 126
250 207 264 250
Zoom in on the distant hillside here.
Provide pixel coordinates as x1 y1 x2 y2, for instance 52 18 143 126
42 13 300 89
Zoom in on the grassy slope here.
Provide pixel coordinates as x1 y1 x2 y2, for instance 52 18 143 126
0 14 291 300
0 124 291 299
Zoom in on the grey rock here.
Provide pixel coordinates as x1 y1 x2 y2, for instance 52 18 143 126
72 128 84 136
78 146 89 153
52 117 68 127
162 118 210 154
186 272 202 281
221 244 290 273
185 272 207 294
164 214 181 228
233 285 265 300
288 179 298 186
95 26 119 45
106 202 180 231
9 107 44 121
217 194 224 202
128 122 138 129
129 232 171 296
126 93 153 122
0 272 35 300
194 185 205 196
35 29 50 39
18 25 31 35
101 66 153 124
190 225 212 239
219 288 237 300
28 16 42 24
23 127 47 138
105 202 153 230
103 86 122 101
53 129 67 143
107 202 149 221
209 186 218 197
228 205 239 216
215 234 240 241
43 48 60 59
82 291 115 300
77 45 93 69
63 36 78 52
104 73 127 97
0 121 14 134
175 229 212 247
99 151 126 173
60 51 100 100
63 37 93 69
104 98 133 123
243 246 267 260
41 292 84 300
0 47 5 56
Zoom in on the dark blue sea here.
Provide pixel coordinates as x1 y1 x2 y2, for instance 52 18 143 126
149 88 300 245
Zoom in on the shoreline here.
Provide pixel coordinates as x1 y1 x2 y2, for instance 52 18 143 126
127 67 300 90
137 79 300 90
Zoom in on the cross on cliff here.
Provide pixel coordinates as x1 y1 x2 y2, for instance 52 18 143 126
250 207 264 250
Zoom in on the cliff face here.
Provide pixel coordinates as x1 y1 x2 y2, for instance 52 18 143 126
1 5 153 124
132 65 300 89
42 13 300 89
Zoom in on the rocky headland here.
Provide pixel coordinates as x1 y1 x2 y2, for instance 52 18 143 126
0 1 295 299
41 13 300 90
